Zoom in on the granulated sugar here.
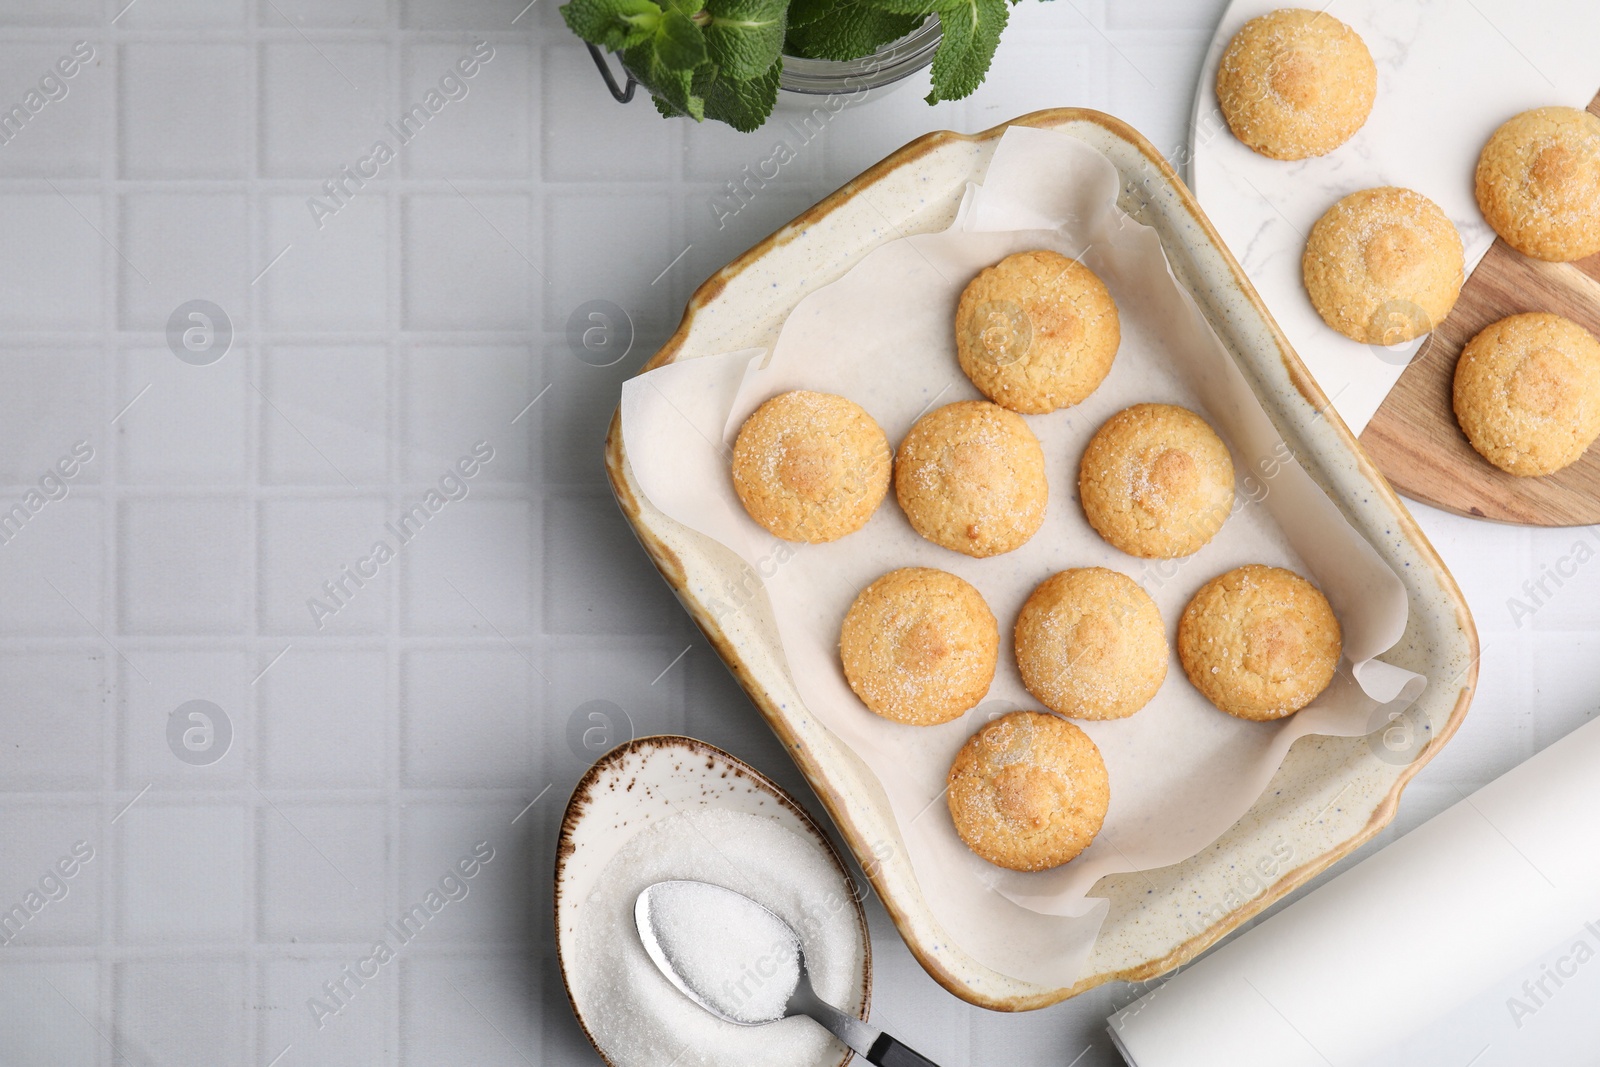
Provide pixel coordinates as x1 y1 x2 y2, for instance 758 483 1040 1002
573 808 863 1067
644 880 801 1023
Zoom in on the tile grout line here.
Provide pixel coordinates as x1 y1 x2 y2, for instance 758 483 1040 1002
245 17 265 1063
385 7 406 1057
100 19 123 1065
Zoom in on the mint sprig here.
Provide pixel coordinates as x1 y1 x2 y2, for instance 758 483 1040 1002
784 0 922 62
870 0 1013 103
702 0 787 79
564 0 784 131
564 0 1018 129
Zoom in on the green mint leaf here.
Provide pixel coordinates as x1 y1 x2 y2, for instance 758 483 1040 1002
785 0 922 61
701 0 786 80
785 0 830 30
923 0 1007 103
622 11 711 121
864 0 937 16
703 60 782 131
635 59 705 120
561 0 662 50
662 0 705 15
655 8 709 68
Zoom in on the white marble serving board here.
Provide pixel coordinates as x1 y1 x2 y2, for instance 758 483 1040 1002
1190 0 1600 435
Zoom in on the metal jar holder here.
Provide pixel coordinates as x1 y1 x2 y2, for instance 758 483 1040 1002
586 44 639 103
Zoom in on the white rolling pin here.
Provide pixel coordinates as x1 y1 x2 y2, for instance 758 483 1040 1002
1107 713 1600 1066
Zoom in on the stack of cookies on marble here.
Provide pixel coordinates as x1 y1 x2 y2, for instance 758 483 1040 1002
728 250 1341 874
1218 7 1600 478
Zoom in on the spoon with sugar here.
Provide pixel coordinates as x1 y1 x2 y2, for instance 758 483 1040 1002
636 880 942 1066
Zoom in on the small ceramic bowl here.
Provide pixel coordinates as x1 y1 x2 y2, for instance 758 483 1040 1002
554 735 872 1067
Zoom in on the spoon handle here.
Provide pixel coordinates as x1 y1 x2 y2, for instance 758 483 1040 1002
866 1032 942 1067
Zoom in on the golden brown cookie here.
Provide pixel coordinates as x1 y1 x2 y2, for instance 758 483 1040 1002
731 390 890 543
954 250 1121 415
1078 403 1236 559
1452 312 1600 477
1216 9 1377 161
894 400 1047 558
947 711 1110 872
1177 564 1342 721
839 568 998 726
1302 187 1464 344
1476 106 1600 263
1014 568 1168 721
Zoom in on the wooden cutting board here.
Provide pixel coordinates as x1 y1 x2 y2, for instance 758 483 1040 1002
1359 90 1600 526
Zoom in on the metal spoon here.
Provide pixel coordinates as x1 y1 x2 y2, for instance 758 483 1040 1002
636 880 941 1066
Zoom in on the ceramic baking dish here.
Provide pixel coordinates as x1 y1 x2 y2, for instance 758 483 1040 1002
602 109 1478 1010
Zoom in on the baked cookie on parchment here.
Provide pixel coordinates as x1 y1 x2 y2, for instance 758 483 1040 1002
1014 568 1168 721
731 390 891 543
947 710 1110 872
894 400 1048 558
955 250 1120 415
1177 564 1341 721
839 567 998 726
1078 403 1236 559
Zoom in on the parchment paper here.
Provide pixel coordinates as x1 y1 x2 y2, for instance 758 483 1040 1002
620 127 1425 986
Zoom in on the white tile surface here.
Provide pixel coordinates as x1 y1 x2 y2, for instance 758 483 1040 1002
0 497 106 635
261 0 389 29
543 190 677 330
0 0 99 25
118 191 251 330
0 961 102 1064
0 192 104 330
259 955 396 1065
540 46 676 183
119 43 252 179
263 194 391 331
401 345 536 482
260 344 391 485
119 496 251 634
258 41 391 178
541 492 690 634
117 803 249 942
0 651 105 790
113 956 248 1064
397 800 545 943
258 647 389 788
402 194 537 331
258 497 394 634
399 956 542 1066
117 0 249 27
0 802 102 947
118 648 251 788
117 347 250 485
0 349 105 484
400 0 532 30
401 42 532 178
402 497 538 635
2 1 1586 1064
257 801 389 941
400 649 537 788
0 43 107 178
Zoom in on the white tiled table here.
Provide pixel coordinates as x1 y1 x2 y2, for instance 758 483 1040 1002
0 1 1594 1064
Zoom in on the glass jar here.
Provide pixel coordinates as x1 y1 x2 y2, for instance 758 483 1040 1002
583 19 942 113
777 18 941 104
